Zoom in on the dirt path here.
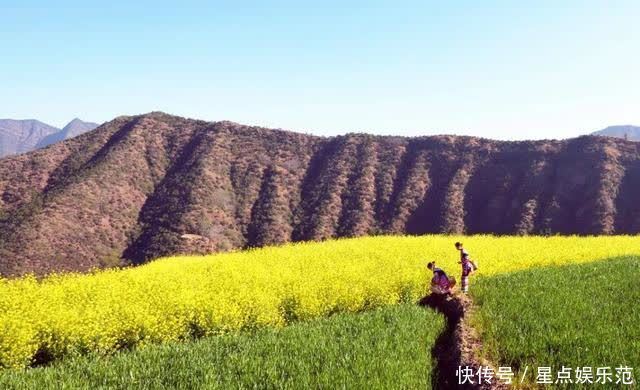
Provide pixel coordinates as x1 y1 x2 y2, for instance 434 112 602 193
420 293 509 390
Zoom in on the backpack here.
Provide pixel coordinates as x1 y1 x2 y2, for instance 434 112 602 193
469 259 478 271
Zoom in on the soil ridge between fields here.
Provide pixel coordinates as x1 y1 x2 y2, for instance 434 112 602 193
420 293 508 390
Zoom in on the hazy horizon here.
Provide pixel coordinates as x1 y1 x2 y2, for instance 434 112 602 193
2 1 639 140
3 112 637 142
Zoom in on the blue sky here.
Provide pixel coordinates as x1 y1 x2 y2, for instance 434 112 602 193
2 1 639 139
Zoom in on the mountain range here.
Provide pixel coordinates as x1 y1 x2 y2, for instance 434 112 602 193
1 112 639 277
1 117 636 160
0 118 99 158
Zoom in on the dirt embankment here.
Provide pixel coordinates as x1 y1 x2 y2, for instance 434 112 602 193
420 293 509 390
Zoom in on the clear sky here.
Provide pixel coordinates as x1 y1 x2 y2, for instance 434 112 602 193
2 0 639 140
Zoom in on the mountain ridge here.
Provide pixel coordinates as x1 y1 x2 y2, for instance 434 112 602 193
1 112 639 277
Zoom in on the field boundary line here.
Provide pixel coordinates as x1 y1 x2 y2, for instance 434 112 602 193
421 293 509 390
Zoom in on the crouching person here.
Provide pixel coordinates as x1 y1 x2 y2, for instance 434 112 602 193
427 261 455 295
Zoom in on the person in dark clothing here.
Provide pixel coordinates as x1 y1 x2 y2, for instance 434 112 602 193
427 261 453 295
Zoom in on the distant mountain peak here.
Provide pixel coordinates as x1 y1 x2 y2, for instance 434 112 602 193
0 119 60 157
0 118 99 158
34 119 100 149
61 118 100 136
592 125 640 141
65 117 84 126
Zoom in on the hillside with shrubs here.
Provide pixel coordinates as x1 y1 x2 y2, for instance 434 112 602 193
1 112 639 276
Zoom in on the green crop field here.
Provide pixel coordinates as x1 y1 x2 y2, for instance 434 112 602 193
471 256 640 388
0 304 444 389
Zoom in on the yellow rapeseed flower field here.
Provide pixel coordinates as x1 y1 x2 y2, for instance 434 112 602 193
1 235 638 368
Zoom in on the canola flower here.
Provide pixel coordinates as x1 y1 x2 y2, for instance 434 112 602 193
1 235 638 369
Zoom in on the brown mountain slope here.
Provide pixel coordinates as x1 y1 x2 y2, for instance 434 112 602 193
1 112 639 277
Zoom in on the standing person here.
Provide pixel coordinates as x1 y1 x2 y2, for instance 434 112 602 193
455 242 476 294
